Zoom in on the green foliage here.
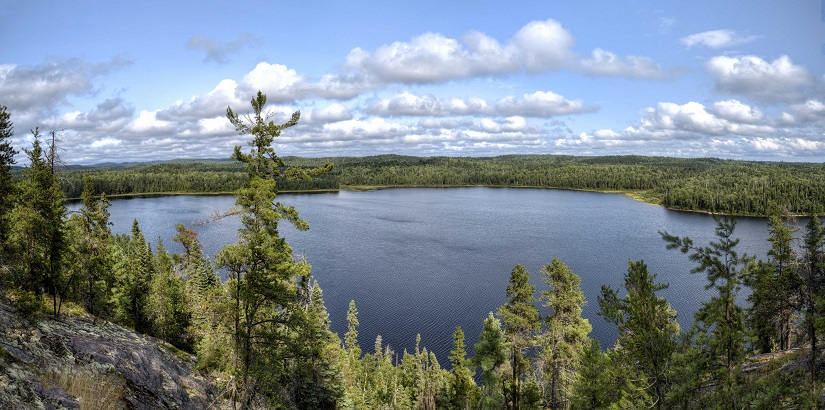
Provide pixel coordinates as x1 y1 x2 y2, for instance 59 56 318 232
497 263 540 409
598 260 678 409
6 131 68 316
572 339 654 410
540 258 592 410
59 154 825 216
147 241 193 350
800 216 825 391
473 312 509 409
7 287 42 322
448 326 478 409
0 105 16 284
66 178 115 319
215 91 335 407
110 220 154 332
662 217 753 407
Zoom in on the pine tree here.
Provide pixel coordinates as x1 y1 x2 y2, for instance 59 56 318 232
345 300 361 358
661 216 753 407
598 260 678 409
473 312 509 409
217 91 331 407
147 240 192 350
67 178 114 319
800 216 825 392
173 224 219 296
288 281 344 409
747 210 799 353
497 264 540 410
540 258 592 410
111 220 154 332
0 105 17 283
7 131 67 316
448 326 478 409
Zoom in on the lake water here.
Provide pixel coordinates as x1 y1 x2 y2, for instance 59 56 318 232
68 187 776 364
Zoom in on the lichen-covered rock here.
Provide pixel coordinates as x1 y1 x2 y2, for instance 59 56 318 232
0 303 224 409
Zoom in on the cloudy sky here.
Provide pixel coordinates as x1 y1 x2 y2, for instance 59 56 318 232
2 0 824 164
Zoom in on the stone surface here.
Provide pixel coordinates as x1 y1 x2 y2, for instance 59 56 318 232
0 302 223 409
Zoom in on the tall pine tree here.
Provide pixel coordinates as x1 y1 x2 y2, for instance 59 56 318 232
217 91 332 407
661 217 753 408
540 258 591 410
497 264 540 410
0 105 17 282
599 260 679 409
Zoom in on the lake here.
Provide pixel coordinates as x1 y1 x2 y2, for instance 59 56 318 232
68 187 776 364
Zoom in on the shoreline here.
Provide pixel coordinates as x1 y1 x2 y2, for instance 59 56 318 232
66 185 811 218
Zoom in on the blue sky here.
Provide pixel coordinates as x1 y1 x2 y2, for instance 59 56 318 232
1 0 824 164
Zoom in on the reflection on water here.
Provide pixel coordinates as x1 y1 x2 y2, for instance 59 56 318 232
70 187 775 364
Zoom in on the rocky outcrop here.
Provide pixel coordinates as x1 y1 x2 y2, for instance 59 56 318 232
0 302 223 409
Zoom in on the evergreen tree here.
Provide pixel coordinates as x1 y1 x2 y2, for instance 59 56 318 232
173 224 219 296
217 91 331 407
497 264 540 410
0 105 17 284
345 300 361 358
571 339 653 410
598 260 679 409
661 217 753 407
800 216 825 392
474 312 509 409
67 178 114 319
147 240 192 350
286 281 345 409
540 258 592 410
7 131 67 316
747 210 799 353
448 326 478 409
111 220 154 332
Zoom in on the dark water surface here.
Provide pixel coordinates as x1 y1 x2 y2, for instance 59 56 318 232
69 187 776 364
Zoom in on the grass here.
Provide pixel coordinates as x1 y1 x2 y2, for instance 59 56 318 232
42 365 126 410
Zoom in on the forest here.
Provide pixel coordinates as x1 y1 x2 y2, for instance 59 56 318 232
50 152 825 217
3 96 825 409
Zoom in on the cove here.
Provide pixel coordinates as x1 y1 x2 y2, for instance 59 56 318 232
68 187 774 364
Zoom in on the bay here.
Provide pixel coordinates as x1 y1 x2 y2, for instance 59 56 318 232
69 187 776 364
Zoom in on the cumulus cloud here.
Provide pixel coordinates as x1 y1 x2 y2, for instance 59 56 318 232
343 19 666 84
368 91 594 118
0 56 130 113
623 100 774 140
680 29 760 49
706 55 814 103
301 103 353 125
781 100 825 125
710 100 764 124
186 33 263 64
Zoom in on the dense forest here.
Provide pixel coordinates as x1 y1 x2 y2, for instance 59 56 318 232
51 153 825 217
3 96 825 409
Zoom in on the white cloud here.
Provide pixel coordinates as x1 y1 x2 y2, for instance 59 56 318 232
302 103 353 125
90 137 122 148
578 49 665 79
496 91 593 116
368 91 593 118
241 62 307 102
710 100 764 124
680 29 760 49
781 100 825 124
706 55 814 103
343 19 665 84
623 101 775 140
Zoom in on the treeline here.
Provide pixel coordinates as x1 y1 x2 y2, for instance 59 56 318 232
57 154 825 216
